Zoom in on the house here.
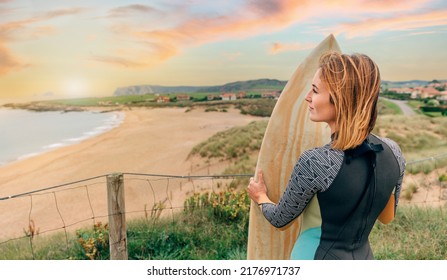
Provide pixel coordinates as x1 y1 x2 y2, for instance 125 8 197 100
236 91 246 99
262 91 281 99
436 91 447 102
176 94 190 102
388 87 414 94
389 87 443 99
156 96 170 103
221 93 237 101
414 87 442 99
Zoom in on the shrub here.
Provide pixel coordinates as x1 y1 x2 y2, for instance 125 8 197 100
75 222 109 260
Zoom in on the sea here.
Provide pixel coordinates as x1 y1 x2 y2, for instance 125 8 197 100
0 108 124 167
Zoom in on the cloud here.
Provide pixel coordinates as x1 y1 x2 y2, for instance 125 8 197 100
94 0 440 69
269 42 316 54
40 7 86 20
0 7 86 75
223 51 243 60
317 0 432 13
88 54 147 68
106 4 158 18
0 43 26 75
93 0 311 67
331 9 447 38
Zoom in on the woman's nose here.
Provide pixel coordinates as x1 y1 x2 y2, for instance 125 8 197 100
305 90 312 102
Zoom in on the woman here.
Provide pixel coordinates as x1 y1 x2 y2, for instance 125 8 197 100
247 52 406 260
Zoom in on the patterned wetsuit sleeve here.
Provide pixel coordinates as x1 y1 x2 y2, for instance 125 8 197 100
380 137 406 208
261 146 344 228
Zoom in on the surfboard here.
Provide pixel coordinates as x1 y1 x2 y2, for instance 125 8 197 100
247 34 341 260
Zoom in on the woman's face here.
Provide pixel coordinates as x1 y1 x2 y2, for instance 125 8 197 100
305 69 336 133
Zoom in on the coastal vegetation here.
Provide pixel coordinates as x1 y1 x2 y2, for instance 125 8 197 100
1 194 445 260
1 86 446 260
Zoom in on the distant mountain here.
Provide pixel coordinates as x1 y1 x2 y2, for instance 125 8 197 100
114 78 445 96
382 79 447 88
197 79 287 93
113 79 287 96
113 85 205 96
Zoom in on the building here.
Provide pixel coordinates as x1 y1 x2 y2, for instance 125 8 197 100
436 91 447 102
389 87 443 99
262 91 281 99
236 91 246 99
176 94 190 102
221 93 237 101
156 96 171 103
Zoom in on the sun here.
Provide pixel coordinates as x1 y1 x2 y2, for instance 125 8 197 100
62 77 90 98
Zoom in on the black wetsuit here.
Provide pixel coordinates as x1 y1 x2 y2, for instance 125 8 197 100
261 134 405 260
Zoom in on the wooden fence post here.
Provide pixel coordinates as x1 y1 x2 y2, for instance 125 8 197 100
107 173 128 260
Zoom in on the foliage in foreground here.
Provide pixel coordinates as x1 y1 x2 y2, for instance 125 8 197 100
370 206 447 260
2 198 446 260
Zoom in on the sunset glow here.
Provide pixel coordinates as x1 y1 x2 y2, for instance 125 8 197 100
0 0 446 101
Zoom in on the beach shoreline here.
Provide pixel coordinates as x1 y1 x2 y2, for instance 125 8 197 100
0 107 125 167
0 106 262 239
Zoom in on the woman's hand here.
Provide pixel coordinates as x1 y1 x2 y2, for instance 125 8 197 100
247 170 272 205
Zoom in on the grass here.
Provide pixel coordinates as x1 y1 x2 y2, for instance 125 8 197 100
370 206 447 260
2 201 445 260
0 188 250 260
402 183 418 200
379 98 403 115
373 115 447 162
189 99 447 175
188 120 268 160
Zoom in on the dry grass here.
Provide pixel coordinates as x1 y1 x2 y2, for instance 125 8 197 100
373 115 447 161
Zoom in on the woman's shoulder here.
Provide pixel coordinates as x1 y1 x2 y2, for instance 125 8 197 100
369 134 406 166
295 144 344 191
369 134 403 155
299 143 344 166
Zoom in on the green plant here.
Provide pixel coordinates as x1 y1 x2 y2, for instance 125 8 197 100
439 174 447 182
76 222 109 260
184 189 250 222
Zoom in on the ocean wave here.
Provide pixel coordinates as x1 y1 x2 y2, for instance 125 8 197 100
43 143 66 149
17 152 42 161
0 110 125 167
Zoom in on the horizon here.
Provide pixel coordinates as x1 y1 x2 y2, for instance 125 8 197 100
1 76 446 105
1 0 446 102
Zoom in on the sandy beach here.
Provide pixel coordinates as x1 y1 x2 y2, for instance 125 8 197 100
0 107 263 239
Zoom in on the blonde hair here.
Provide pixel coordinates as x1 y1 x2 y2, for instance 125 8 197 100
319 52 381 150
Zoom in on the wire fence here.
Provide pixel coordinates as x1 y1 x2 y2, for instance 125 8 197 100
0 154 446 260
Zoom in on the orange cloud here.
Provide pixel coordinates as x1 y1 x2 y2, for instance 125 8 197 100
269 42 316 54
88 54 147 68
106 4 157 18
332 9 447 38
309 0 432 16
0 43 25 75
40 7 86 20
94 0 311 67
0 7 86 75
91 0 445 69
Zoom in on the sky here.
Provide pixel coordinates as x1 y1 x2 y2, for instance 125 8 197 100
0 0 446 101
